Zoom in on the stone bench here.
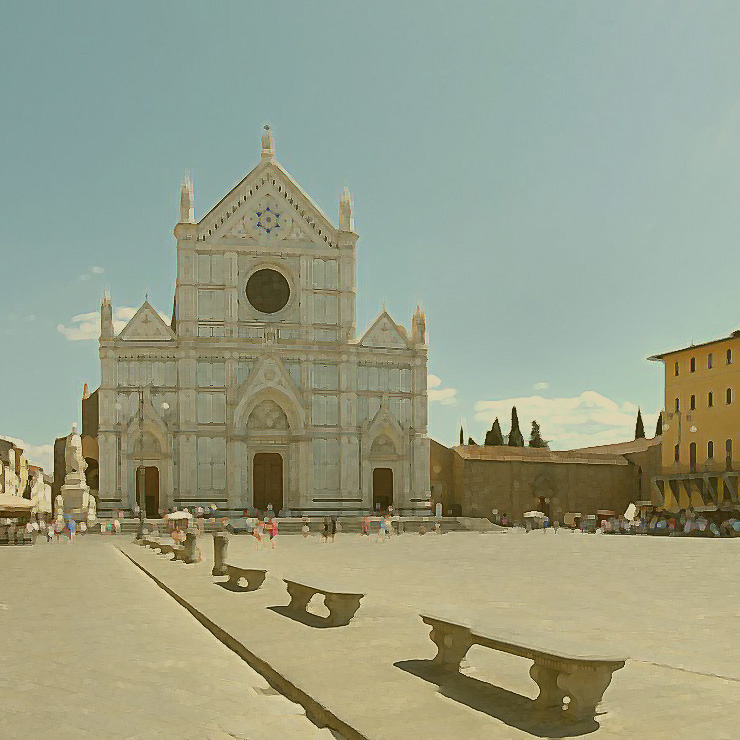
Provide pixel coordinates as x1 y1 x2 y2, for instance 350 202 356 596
284 578 364 627
420 614 627 722
223 564 267 591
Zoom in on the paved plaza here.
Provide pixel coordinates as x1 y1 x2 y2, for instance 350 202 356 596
3 529 740 739
0 537 335 740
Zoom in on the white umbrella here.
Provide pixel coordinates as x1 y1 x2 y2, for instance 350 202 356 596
624 503 637 521
523 511 546 518
0 494 34 515
165 511 192 521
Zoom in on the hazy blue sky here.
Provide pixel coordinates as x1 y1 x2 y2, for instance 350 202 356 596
3 1 740 469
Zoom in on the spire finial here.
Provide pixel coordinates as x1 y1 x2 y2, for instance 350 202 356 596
180 172 194 223
261 125 275 160
339 186 353 231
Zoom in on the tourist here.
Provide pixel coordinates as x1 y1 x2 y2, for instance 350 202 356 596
378 515 387 542
419 524 426 535
268 518 278 548
322 517 330 543
330 516 337 542
53 518 63 542
361 514 370 537
253 519 264 549
67 518 76 543
435 521 441 535
45 521 53 543
79 520 87 536
543 516 550 533
113 518 121 535
301 518 310 538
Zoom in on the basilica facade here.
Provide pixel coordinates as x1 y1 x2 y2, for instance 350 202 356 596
95 130 431 517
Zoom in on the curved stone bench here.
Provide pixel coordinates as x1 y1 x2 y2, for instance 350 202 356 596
284 579 364 627
421 614 627 722
223 564 267 591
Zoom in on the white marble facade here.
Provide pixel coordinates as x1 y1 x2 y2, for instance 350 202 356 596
97 130 431 516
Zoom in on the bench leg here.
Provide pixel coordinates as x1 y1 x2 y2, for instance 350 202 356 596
428 623 473 671
324 594 363 626
557 665 614 721
530 663 566 710
286 582 314 612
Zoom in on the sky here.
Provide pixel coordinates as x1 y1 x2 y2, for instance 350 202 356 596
2 1 740 471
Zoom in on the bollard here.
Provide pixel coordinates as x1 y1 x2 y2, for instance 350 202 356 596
212 531 229 576
183 531 198 564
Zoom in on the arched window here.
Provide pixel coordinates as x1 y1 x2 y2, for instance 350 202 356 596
727 439 733 470
675 398 680 412
708 391 714 408
727 388 733 405
674 361 679 376
708 353 713 369
674 444 680 463
690 357 696 373
690 394 696 410
728 349 733 365
689 442 697 472
708 441 714 460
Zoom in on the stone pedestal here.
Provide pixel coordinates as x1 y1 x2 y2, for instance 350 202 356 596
61 472 90 522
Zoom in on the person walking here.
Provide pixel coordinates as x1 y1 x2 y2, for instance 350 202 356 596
378 515 387 542
322 517 330 543
361 514 370 537
268 518 278 549
301 517 310 538
53 518 63 542
67 518 76 543
253 519 263 550
329 516 337 543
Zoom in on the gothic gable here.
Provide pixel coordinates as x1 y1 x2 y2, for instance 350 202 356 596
233 355 306 430
198 160 338 250
359 311 410 349
118 302 175 342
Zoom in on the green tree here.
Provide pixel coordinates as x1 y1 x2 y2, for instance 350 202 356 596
508 406 525 447
459 426 464 446
484 418 504 446
528 420 548 448
655 412 662 437
635 408 645 439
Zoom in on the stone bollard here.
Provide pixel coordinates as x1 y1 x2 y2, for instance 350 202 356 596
212 532 229 576
183 531 198 564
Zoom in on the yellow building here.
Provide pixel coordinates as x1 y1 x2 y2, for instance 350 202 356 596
649 329 740 512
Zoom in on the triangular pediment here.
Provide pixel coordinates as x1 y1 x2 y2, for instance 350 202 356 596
118 302 175 341
198 160 339 250
233 355 306 429
367 398 405 441
359 311 410 349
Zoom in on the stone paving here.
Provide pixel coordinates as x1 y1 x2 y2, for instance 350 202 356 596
120 528 740 739
0 536 336 740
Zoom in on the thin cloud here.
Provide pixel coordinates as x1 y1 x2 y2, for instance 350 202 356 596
0 435 53 472
57 305 168 341
533 381 549 390
474 391 658 449
428 374 458 406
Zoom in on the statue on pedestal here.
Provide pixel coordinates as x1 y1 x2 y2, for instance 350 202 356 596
60 423 91 522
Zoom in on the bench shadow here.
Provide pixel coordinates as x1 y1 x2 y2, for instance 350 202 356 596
268 605 339 629
394 660 600 738
215 579 262 593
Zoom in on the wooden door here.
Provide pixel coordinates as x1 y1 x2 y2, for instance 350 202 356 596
372 467 393 512
253 453 283 513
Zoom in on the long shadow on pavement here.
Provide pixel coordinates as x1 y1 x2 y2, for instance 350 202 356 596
395 659 600 738
268 605 343 629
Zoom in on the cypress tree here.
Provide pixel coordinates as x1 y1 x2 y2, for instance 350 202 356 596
508 406 525 447
484 418 504 446
635 408 645 439
459 426 464 446
528 420 548 448
655 412 662 437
